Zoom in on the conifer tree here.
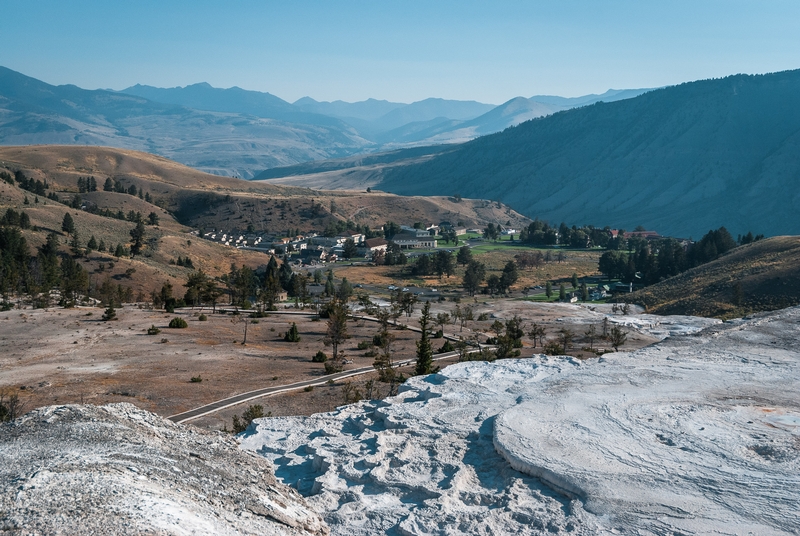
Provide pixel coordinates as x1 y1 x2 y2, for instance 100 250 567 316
61 213 75 235
414 301 435 376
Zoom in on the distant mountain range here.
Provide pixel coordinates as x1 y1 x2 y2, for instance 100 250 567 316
0 66 648 177
258 70 800 238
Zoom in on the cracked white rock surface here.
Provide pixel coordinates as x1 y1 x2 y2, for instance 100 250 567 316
0 403 328 535
243 307 799 535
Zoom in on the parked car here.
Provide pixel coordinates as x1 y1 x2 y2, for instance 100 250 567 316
401 287 410 292
388 285 397 290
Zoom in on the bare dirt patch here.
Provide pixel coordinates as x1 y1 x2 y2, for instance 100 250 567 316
1 298 657 432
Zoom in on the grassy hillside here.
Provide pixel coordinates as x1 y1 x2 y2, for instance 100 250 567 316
0 146 530 295
0 146 529 233
372 70 800 238
623 236 800 319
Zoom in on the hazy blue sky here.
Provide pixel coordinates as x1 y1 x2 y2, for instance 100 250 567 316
3 1 800 104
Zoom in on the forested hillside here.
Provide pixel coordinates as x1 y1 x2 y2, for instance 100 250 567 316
376 70 800 238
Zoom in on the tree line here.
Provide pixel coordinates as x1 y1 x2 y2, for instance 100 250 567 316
597 226 762 284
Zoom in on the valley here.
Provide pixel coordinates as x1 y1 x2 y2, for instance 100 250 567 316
4 4 800 534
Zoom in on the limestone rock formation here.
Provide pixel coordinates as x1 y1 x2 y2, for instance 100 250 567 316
243 307 800 535
0 403 328 536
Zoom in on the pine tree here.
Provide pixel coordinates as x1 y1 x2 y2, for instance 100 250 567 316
284 322 301 342
61 213 75 235
414 301 435 376
129 221 146 257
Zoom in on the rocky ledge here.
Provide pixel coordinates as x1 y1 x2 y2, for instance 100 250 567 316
243 306 800 535
0 403 327 535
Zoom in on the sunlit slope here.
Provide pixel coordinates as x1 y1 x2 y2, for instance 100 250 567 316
624 236 800 318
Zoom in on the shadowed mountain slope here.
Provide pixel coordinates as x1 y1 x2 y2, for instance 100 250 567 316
372 70 800 237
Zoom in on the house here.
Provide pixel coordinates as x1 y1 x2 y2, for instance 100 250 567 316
360 237 388 254
310 236 346 247
623 230 661 240
336 230 365 244
391 233 438 249
400 226 432 238
300 248 329 263
289 239 307 251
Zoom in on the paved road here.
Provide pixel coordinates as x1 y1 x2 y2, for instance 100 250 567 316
167 349 464 424
167 307 485 424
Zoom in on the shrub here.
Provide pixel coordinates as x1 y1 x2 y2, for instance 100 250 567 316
357 340 371 350
477 312 490 321
190 376 202 383
324 359 344 374
438 340 455 353
168 317 188 329
304 385 314 392
433 329 444 339
230 404 270 434
147 325 161 335
198 314 207 321
101 305 117 321
312 350 328 363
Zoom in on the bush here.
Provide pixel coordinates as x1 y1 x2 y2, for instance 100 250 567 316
168 317 188 329
304 385 314 392
477 312 490 321
438 340 455 353
147 325 161 335
433 329 444 339
357 340 371 350
198 314 207 321
230 404 270 434
190 376 202 383
312 350 328 363
324 359 344 374
101 305 117 321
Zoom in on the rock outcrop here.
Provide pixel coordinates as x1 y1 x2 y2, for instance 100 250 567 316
0 403 328 535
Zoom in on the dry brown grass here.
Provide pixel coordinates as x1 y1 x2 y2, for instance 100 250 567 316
624 236 800 318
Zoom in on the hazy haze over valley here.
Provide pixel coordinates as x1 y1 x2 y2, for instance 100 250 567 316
0 66 650 179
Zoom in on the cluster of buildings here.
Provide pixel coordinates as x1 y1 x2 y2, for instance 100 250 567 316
197 230 314 254
195 220 471 265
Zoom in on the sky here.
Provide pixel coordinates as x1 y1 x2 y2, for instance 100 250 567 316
3 1 800 105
